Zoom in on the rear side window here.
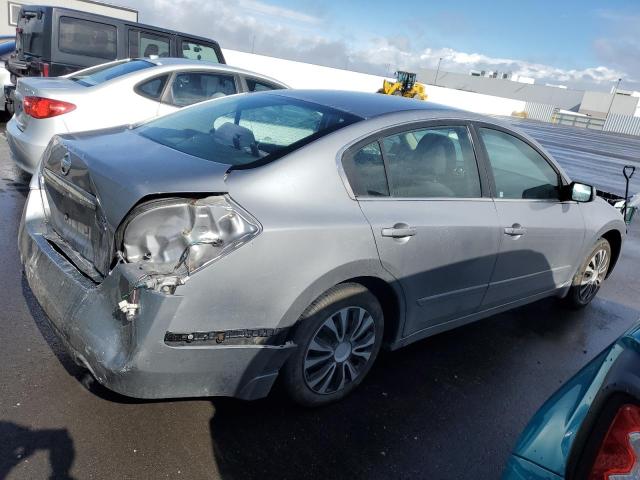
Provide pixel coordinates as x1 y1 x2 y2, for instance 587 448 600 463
59 17 117 60
382 126 481 198
343 142 389 197
135 75 168 100
246 78 283 92
169 72 236 107
128 30 170 58
70 59 154 87
180 41 220 62
479 128 559 199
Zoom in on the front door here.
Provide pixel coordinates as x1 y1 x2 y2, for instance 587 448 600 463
475 126 586 308
344 124 501 336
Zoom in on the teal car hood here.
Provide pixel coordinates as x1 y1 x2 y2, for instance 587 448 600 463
507 323 640 478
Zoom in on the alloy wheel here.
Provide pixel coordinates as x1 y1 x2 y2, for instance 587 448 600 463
579 248 609 303
303 306 376 395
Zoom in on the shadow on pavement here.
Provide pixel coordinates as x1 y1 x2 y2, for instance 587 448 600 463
206 296 640 480
0 421 76 480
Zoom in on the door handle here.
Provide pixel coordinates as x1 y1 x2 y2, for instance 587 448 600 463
504 224 526 236
381 225 417 238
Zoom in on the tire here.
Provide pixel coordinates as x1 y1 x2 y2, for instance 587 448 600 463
392 90 403 96
564 238 611 309
282 283 384 407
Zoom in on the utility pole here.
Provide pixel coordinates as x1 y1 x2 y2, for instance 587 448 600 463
434 57 442 86
605 78 622 120
251 34 256 54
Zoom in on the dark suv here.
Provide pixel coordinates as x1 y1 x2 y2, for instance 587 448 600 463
5 5 225 112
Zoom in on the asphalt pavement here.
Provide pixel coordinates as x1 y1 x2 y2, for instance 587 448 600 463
1 121 639 480
508 117 640 197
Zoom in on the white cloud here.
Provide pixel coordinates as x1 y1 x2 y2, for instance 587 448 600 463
127 0 636 90
236 0 320 24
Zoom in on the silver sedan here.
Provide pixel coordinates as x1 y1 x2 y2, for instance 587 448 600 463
19 90 626 406
6 58 287 174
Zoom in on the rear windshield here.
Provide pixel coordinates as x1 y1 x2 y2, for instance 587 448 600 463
137 93 361 167
70 60 154 87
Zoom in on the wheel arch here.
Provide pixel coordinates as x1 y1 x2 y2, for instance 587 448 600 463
280 263 406 349
601 229 623 278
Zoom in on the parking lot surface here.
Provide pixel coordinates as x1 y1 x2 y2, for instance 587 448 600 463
509 117 640 197
1 121 639 480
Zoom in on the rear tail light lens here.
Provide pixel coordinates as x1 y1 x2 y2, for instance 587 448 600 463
590 404 640 479
41 62 49 77
122 196 261 276
23 96 76 119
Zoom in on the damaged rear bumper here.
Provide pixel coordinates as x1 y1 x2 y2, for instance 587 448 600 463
18 189 295 400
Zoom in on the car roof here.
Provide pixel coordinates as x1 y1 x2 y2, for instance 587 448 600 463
259 89 464 120
140 58 287 86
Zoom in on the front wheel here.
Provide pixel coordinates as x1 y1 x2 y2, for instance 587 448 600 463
282 283 384 407
565 238 611 308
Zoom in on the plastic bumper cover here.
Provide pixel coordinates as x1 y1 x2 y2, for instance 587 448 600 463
18 188 295 400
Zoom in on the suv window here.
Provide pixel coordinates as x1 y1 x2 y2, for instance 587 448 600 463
138 94 361 166
59 17 117 60
169 72 237 107
135 75 168 100
70 59 154 86
343 142 389 197
479 128 559 200
180 40 220 62
381 126 481 198
128 30 170 58
246 78 282 92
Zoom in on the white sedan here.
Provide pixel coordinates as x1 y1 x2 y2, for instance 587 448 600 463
6 58 287 174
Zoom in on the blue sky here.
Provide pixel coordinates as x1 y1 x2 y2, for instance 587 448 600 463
130 0 640 90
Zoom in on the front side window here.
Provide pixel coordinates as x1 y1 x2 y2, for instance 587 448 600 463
479 128 559 200
169 72 237 107
180 41 220 63
342 142 389 197
381 126 481 198
59 17 116 60
137 94 361 166
70 59 153 87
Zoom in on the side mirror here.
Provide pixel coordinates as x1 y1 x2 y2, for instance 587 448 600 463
561 182 595 202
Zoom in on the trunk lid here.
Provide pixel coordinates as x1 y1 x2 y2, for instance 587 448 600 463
15 77 86 131
41 127 231 278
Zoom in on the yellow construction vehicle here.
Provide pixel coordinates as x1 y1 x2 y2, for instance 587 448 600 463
377 71 427 100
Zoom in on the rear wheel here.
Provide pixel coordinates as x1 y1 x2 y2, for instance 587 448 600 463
282 283 383 407
565 238 611 308
392 90 403 96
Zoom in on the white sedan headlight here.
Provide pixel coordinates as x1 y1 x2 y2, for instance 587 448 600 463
121 195 260 275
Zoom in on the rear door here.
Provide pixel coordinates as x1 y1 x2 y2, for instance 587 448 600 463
474 124 586 307
128 29 171 58
343 122 501 336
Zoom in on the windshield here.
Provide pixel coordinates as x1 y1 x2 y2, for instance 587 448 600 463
70 60 154 87
137 93 362 167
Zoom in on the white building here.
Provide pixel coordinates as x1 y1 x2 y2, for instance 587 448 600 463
0 0 137 36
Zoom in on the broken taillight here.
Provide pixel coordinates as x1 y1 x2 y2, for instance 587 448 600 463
589 404 640 479
23 96 75 119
